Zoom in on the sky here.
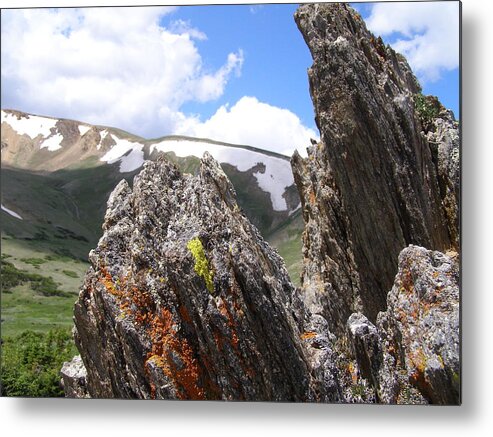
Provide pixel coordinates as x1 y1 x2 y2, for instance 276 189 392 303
0 1 460 156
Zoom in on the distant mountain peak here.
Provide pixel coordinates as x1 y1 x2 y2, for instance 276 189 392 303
1 108 300 214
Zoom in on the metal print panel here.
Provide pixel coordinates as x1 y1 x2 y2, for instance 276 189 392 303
0 1 460 404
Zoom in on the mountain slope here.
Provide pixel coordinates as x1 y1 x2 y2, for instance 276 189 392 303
1 109 304 284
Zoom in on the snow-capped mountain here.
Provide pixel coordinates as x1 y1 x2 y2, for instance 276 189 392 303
1 109 304 282
1 109 300 214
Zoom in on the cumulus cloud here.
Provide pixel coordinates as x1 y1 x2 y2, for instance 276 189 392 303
178 96 318 156
0 7 244 137
1 7 316 156
365 2 459 82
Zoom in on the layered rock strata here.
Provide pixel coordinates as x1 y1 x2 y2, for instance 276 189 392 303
293 3 459 332
73 154 341 401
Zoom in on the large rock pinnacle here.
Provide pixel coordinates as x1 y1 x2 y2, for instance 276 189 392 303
73 154 340 401
293 3 459 332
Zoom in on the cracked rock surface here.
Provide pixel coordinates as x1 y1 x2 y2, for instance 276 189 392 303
292 3 459 333
73 154 340 401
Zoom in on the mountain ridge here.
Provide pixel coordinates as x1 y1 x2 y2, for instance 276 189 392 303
1 108 301 215
2 108 294 161
1 107 305 292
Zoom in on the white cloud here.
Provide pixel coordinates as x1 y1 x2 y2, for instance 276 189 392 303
365 2 459 82
168 19 207 41
192 50 244 102
178 96 317 156
1 7 316 156
0 7 243 138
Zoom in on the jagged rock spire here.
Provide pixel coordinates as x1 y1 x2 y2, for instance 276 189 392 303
293 3 458 331
73 154 341 401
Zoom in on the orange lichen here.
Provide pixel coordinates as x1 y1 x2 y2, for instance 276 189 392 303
300 331 317 340
399 269 414 294
388 344 396 358
410 348 427 374
145 308 205 400
347 361 358 383
178 304 193 325
213 329 225 352
309 189 316 205
245 366 255 379
217 299 239 350
100 267 122 297
98 265 204 399
149 382 156 399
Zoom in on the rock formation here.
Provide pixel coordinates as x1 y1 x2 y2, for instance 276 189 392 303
424 100 461 249
64 3 460 405
60 355 90 398
293 3 459 333
343 246 460 404
72 154 341 401
377 246 460 404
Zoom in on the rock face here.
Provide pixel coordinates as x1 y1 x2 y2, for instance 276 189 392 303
293 3 459 332
343 246 459 405
377 246 460 404
73 154 340 401
60 355 90 399
425 103 461 249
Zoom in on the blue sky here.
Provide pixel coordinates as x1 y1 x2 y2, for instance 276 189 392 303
1 2 460 155
172 4 315 128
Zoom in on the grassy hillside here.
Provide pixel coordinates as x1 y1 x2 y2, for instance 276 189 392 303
1 241 88 337
266 209 304 286
1 161 140 259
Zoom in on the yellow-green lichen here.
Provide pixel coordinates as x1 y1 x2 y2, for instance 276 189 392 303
187 238 214 294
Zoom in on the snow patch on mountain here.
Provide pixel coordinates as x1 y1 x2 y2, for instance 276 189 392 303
97 130 109 150
150 138 294 211
41 133 64 151
253 157 295 211
120 147 145 173
100 134 144 173
1 203 23 220
1 110 57 139
78 125 91 137
289 204 302 216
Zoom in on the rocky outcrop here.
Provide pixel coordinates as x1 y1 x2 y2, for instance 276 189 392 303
72 153 341 401
342 246 459 405
60 355 90 398
425 103 460 249
293 3 459 333
346 313 382 394
64 3 460 405
377 246 460 404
